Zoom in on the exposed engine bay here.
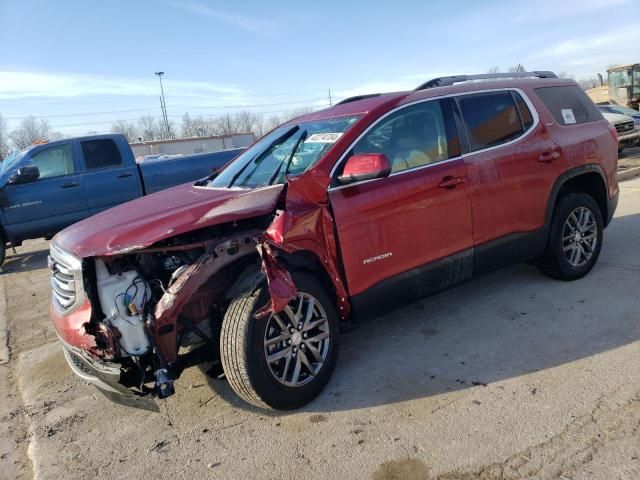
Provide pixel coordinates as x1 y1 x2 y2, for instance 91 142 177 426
80 223 266 404
51 174 351 410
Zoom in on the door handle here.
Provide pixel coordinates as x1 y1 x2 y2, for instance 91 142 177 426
538 150 560 163
117 172 133 178
438 176 466 189
60 182 79 189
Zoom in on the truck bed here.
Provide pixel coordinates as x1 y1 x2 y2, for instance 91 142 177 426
138 148 244 194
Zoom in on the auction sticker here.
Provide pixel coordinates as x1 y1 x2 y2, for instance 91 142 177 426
305 132 343 143
561 109 576 125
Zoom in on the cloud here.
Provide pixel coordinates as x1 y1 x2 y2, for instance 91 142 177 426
0 71 244 102
331 72 449 101
523 23 640 77
168 1 275 36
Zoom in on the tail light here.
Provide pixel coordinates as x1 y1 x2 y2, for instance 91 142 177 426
608 124 618 142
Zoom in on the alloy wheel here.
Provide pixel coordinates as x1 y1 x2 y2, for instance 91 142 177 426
263 292 331 387
562 206 598 268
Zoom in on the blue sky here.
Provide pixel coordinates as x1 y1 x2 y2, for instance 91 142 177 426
1 0 639 135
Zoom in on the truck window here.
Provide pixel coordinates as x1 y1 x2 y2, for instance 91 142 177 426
351 99 457 174
457 91 524 151
31 144 75 179
534 85 603 125
81 139 122 170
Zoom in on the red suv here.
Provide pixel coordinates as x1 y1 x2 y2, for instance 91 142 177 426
50 72 619 410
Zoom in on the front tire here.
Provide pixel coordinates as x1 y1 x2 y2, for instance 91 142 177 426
220 271 339 410
537 193 603 281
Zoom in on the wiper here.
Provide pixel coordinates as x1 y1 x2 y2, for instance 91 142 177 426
269 129 307 185
228 125 299 188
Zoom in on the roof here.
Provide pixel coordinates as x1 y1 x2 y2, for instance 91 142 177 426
294 75 576 123
607 64 640 72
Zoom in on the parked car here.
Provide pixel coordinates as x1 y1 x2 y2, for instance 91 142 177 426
598 110 640 153
597 104 640 125
0 133 243 265
49 72 619 411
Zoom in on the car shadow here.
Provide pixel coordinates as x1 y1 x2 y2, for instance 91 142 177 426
2 246 49 274
205 211 640 414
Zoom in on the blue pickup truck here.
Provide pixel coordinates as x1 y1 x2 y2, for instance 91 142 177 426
0 133 243 266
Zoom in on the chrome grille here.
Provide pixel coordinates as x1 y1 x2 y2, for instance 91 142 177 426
615 121 635 134
49 243 84 314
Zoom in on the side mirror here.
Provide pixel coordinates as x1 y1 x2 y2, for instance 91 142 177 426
9 165 40 185
337 153 391 185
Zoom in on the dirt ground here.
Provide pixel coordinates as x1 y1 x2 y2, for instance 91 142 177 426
1 178 640 480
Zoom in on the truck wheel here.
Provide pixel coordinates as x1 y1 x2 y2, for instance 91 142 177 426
537 193 603 281
0 236 6 269
220 271 339 410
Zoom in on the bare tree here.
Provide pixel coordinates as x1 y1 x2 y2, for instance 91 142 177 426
508 64 526 73
111 120 139 142
213 113 236 136
487 66 500 74
263 114 284 133
286 107 314 120
162 120 176 140
233 111 258 134
138 115 162 141
181 113 195 138
577 77 604 90
251 113 269 137
9 116 53 150
0 113 10 161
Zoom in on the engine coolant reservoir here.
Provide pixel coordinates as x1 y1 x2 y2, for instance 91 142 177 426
95 259 150 356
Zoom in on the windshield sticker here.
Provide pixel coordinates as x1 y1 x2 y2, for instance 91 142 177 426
561 109 576 125
305 132 343 143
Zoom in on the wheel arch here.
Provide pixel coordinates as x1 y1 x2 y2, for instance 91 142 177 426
546 165 609 229
277 250 338 304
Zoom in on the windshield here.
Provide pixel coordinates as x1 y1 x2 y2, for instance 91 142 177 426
208 115 361 188
0 146 35 174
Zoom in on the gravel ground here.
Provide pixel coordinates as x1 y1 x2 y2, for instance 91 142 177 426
1 177 640 480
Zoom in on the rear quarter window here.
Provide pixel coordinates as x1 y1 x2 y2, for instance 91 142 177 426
534 85 604 125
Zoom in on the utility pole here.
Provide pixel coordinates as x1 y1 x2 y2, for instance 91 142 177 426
154 72 171 139
328 88 332 106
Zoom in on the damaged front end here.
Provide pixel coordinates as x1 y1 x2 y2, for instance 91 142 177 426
50 224 267 411
50 165 353 410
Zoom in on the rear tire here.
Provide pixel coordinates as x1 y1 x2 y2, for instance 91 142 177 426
537 193 603 281
220 271 339 410
0 237 6 269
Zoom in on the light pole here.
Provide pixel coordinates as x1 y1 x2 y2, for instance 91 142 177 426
154 71 171 139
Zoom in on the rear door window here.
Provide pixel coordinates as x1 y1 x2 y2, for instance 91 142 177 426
457 91 525 151
534 85 603 125
81 139 122 170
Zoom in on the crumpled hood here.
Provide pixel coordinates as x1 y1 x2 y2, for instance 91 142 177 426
54 183 284 258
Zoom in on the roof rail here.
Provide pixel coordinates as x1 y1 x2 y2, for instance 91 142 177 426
334 93 382 106
414 71 558 91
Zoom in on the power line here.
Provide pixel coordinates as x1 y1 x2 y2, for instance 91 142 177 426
4 106 160 120
170 97 328 110
48 104 332 128
5 97 329 122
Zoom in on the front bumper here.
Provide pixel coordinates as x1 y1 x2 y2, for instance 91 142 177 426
618 129 640 148
61 340 159 412
52 300 159 411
